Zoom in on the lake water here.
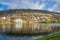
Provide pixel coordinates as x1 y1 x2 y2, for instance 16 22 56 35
0 23 60 40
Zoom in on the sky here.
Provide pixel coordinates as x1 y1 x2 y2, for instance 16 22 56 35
0 0 60 13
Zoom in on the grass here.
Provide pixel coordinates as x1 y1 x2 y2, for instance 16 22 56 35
36 32 60 40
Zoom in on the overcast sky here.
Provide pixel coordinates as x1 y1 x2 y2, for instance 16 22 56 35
0 0 60 12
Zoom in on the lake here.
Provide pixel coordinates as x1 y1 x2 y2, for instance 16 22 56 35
0 23 60 40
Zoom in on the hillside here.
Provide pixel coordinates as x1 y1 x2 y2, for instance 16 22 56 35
0 9 60 23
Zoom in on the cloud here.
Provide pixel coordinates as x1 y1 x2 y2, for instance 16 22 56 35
56 0 60 3
47 0 60 13
20 0 46 9
0 2 18 9
10 0 46 10
31 3 46 9
0 0 46 10
48 4 57 11
0 0 60 13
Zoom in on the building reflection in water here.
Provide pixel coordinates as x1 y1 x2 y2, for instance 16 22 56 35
0 23 60 34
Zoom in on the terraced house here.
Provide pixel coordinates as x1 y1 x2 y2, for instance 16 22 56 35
0 9 60 24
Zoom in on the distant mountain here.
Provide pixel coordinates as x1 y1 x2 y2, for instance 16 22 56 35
0 9 60 14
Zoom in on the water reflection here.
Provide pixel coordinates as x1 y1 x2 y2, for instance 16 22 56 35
0 23 60 34
0 23 60 40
